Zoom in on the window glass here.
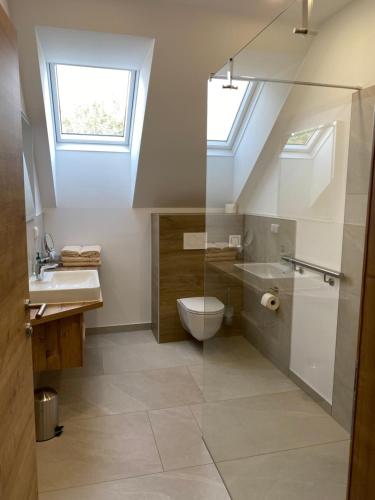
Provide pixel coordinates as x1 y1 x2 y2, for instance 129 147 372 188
207 79 249 142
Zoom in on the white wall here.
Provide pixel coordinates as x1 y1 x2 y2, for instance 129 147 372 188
233 83 291 201
43 148 204 328
43 203 204 328
206 155 233 209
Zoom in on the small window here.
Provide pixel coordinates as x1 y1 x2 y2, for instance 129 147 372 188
207 79 251 148
286 128 316 146
49 64 136 146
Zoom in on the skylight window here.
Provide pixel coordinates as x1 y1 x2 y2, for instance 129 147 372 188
281 124 336 159
50 64 136 145
207 79 251 146
286 128 316 146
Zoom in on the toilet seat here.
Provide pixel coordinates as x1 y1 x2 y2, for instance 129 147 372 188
178 297 224 315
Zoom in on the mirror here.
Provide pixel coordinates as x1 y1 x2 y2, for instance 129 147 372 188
23 155 35 221
22 112 36 220
44 233 55 253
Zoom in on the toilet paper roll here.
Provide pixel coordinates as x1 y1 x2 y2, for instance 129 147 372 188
261 292 280 311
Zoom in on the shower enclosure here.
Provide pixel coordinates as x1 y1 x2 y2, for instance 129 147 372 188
203 1 374 498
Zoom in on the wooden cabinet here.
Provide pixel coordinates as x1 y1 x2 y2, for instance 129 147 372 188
32 313 85 372
30 299 102 372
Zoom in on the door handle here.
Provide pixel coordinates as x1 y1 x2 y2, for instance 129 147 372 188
25 323 33 338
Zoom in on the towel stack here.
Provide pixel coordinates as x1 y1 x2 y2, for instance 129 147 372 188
61 245 102 267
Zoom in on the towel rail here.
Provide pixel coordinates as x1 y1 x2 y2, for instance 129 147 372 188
281 256 344 286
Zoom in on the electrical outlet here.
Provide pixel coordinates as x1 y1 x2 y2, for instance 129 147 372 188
229 235 242 247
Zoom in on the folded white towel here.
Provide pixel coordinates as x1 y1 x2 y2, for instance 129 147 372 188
61 245 82 257
80 245 102 257
62 256 101 263
62 260 101 267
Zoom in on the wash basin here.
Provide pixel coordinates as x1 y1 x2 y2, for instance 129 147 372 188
234 262 294 279
29 270 101 304
234 262 315 280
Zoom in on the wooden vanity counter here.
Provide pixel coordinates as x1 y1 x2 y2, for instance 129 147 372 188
30 296 103 326
30 266 103 372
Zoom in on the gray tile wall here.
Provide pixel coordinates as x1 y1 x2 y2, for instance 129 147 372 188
242 215 296 374
243 215 296 263
205 213 244 246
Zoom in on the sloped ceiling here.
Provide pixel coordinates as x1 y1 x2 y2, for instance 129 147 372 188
9 0 296 208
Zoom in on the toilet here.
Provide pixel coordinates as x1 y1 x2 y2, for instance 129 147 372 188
177 297 225 341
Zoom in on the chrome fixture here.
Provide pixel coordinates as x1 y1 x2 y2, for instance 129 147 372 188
293 0 314 35
211 74 362 91
35 252 58 281
222 58 238 90
281 255 344 286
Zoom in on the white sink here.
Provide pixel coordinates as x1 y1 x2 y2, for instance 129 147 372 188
29 270 101 304
234 262 313 279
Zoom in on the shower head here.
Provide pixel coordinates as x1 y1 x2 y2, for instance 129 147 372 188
222 58 238 90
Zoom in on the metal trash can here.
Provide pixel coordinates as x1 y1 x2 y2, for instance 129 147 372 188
34 387 64 442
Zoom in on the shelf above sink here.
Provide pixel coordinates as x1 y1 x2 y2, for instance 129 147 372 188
29 270 101 304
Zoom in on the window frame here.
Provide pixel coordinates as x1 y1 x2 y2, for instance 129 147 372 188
49 63 137 146
207 80 256 151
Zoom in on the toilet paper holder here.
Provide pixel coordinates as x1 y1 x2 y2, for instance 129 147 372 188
261 288 280 311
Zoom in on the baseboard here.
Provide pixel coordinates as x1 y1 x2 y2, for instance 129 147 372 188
86 323 152 335
288 369 332 415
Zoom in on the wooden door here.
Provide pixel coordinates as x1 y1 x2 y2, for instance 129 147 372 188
0 5 38 499
348 122 375 498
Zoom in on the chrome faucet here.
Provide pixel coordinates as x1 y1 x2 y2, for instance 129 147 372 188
35 252 58 281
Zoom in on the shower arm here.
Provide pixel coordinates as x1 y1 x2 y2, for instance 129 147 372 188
293 0 311 35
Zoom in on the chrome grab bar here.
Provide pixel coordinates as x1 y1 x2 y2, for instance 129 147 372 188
281 256 344 286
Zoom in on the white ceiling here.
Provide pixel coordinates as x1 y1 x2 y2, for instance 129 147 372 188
163 0 352 21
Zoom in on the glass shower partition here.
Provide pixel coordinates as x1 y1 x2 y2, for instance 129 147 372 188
203 1 373 498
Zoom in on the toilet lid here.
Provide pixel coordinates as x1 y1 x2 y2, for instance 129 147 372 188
179 297 224 315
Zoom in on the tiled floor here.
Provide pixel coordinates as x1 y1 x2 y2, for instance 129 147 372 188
37 331 350 499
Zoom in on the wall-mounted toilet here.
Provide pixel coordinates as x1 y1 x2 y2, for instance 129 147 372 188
177 297 225 341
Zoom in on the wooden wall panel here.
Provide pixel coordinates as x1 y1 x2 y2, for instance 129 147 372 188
158 214 205 343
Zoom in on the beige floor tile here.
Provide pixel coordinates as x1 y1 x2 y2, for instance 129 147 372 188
55 366 204 422
37 412 162 492
39 336 202 383
203 337 245 365
40 464 231 500
190 403 203 429
149 406 212 471
101 340 202 374
189 355 296 402
107 366 204 410
202 390 349 462
218 441 350 500
86 330 155 348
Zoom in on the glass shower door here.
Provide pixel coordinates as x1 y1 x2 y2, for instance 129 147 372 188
203 1 373 498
